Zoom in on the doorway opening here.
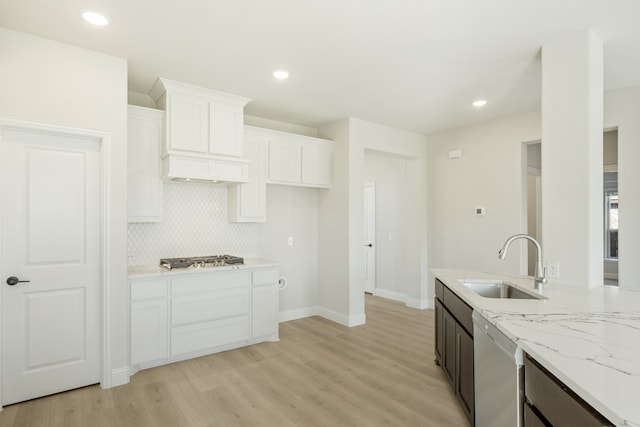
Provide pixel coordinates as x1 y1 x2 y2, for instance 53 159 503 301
603 129 618 286
525 142 542 276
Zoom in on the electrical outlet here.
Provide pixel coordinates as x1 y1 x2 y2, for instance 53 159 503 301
547 261 560 279
287 236 294 247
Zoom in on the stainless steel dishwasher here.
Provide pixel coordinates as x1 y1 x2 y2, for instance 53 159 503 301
473 311 524 427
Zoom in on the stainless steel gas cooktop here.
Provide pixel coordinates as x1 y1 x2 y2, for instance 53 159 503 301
160 255 244 270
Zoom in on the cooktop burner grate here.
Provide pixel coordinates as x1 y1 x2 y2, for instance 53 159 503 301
160 255 244 270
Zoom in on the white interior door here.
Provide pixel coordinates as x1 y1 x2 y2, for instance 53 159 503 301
364 183 376 293
1 127 101 405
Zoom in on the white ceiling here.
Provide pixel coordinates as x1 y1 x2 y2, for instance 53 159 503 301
2 0 640 134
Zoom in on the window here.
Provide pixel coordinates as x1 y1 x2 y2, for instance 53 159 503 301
604 171 618 259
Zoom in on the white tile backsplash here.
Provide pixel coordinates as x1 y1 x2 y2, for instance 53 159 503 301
127 181 258 266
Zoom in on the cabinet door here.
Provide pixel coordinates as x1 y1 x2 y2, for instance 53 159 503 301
166 93 209 154
268 139 302 184
442 308 456 386
434 298 444 365
127 106 163 222
228 134 267 222
524 402 547 427
456 324 475 425
209 101 243 156
301 143 331 187
252 284 279 339
131 299 168 365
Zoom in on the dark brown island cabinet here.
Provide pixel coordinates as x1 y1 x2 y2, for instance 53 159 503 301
524 354 615 427
434 279 474 425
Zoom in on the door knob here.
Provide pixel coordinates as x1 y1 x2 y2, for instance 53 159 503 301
365 243 373 247
6 276 30 286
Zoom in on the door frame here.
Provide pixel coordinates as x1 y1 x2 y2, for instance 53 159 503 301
0 117 112 407
364 182 376 293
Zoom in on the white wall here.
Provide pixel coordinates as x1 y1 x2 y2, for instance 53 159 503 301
429 89 640 290
257 185 319 320
428 111 542 285
319 118 428 322
0 28 128 383
317 119 354 324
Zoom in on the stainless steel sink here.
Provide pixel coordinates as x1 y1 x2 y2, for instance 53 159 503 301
458 279 546 300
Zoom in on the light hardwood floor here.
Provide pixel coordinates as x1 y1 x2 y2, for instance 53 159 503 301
0 294 468 427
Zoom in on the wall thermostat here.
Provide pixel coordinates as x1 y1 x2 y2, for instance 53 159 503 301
475 207 486 216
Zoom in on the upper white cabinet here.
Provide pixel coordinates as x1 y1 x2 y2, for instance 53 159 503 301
228 129 268 223
301 143 332 187
150 78 251 183
268 139 302 184
127 105 164 223
262 128 333 188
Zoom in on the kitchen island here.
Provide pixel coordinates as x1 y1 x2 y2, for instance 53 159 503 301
433 268 640 427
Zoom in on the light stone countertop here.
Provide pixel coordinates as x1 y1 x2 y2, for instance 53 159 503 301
432 268 640 427
128 258 279 279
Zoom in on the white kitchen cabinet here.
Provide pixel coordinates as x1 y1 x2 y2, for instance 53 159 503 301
265 130 332 188
251 269 280 340
228 131 267 222
301 143 332 187
127 105 164 222
164 92 209 154
130 278 169 365
150 78 250 158
128 264 279 371
268 139 302 184
131 299 169 365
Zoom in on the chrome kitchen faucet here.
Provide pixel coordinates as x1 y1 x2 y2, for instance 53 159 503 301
498 234 547 290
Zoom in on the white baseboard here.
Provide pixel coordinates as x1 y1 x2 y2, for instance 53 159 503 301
406 297 432 309
373 288 406 303
316 306 366 327
107 367 131 389
279 305 365 327
279 306 319 323
373 289 432 310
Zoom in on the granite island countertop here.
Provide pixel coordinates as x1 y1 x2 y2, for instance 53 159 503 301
432 268 640 427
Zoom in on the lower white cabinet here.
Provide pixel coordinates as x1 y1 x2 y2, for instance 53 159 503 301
252 269 280 339
129 266 279 369
131 299 168 365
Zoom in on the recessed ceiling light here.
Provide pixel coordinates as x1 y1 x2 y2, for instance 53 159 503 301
472 99 487 108
273 70 289 80
81 10 110 26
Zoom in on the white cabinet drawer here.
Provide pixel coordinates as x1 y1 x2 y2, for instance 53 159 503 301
130 278 168 300
170 271 251 295
252 269 279 286
171 315 249 356
172 288 250 325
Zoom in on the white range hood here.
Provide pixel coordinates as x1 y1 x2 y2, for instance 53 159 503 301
163 154 250 184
